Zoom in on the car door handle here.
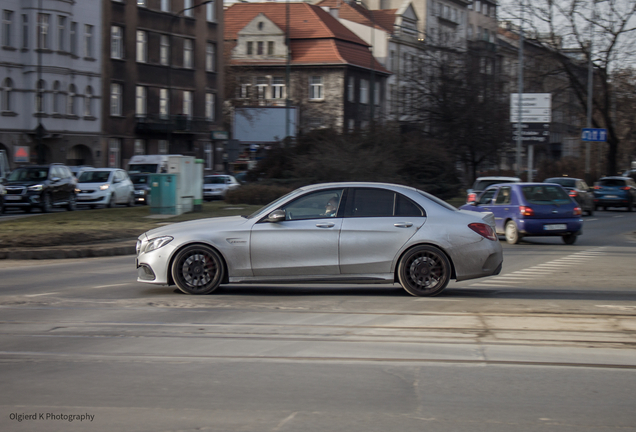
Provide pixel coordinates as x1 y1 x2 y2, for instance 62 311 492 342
394 222 413 228
316 223 335 228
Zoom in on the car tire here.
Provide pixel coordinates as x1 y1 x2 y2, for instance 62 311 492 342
504 220 521 244
107 194 115 208
397 245 451 297
627 200 633 212
586 206 594 216
562 233 577 245
172 244 225 295
41 194 52 213
127 192 134 207
67 194 76 211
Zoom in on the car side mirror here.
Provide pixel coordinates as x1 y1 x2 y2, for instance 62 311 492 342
265 209 286 223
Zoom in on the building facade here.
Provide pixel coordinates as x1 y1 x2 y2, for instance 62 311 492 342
0 0 102 168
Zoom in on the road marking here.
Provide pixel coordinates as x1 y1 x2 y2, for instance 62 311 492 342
24 292 58 297
596 305 636 311
415 298 463 301
92 283 129 289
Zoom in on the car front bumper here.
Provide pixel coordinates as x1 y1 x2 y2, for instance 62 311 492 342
76 191 110 205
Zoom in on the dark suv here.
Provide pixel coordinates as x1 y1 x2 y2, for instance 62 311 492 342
3 164 77 213
543 177 595 216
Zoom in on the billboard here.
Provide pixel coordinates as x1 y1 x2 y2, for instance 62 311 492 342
233 106 297 143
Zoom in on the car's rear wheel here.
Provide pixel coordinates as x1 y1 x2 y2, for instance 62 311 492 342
172 245 224 295
397 245 451 297
505 220 521 244
562 233 577 245
586 206 594 216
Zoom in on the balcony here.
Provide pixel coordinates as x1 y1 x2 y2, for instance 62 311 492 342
135 115 212 134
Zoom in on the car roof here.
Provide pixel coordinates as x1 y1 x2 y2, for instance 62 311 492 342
544 177 582 181
475 176 521 181
297 182 419 193
599 176 630 180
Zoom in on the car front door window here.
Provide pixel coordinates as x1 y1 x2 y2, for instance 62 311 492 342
281 189 344 220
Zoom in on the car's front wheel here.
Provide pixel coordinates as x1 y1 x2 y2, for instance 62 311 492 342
171 245 225 295
397 245 451 297
505 220 521 244
41 194 52 213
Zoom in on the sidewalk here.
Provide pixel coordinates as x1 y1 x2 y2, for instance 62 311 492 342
0 239 137 260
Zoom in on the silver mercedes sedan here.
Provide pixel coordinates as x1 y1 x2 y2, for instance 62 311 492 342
136 182 503 297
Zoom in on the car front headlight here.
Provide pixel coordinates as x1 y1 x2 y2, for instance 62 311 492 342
100 184 110 191
28 184 43 192
145 236 173 253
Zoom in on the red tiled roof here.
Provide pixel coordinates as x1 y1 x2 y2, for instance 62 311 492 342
225 2 389 74
316 0 397 33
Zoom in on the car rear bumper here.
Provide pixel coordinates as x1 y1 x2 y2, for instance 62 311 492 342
518 217 583 236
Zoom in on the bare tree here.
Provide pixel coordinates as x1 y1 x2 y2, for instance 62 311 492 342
501 0 636 175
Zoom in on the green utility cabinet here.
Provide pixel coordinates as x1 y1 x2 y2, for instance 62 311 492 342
149 174 177 215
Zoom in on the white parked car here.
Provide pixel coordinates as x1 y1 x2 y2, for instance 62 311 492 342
203 175 241 201
76 168 135 208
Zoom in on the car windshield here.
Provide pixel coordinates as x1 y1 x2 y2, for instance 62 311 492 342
546 178 576 188
8 167 49 181
204 177 226 184
128 164 158 174
521 185 571 205
598 179 626 187
473 179 516 191
79 170 111 183
130 174 148 185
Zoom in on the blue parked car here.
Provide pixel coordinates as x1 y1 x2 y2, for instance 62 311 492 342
593 176 636 212
459 182 583 245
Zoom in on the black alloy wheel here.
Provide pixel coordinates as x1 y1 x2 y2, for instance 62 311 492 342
171 245 225 295
397 245 451 297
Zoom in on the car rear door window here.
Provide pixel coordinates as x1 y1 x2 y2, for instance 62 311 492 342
395 194 424 216
345 188 394 217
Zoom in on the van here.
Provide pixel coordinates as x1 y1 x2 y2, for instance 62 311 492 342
127 154 183 174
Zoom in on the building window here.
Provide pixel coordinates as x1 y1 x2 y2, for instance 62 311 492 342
67 84 76 116
52 81 61 114
37 14 50 49
272 77 285 99
246 41 253 55
257 41 263 55
267 41 274 55
36 80 46 113
347 77 354 102
110 83 122 116
57 15 66 51
70 21 77 55
183 90 193 119
204 142 212 170
160 35 169 65
238 78 250 99
360 79 368 104
84 24 93 57
136 30 147 62
3 10 14 47
206 1 215 22
309 76 323 100
108 138 121 168
134 139 146 155
184 0 193 17
111 26 123 59
183 39 193 68
256 77 267 99
205 93 215 121
158 140 168 154
160 88 169 119
135 86 146 117
206 42 215 72
21 14 28 49
84 86 93 117
161 0 171 13
2 78 13 111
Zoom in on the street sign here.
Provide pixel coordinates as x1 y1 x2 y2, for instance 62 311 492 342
510 93 551 123
581 128 607 142
512 123 550 144
211 131 229 140
15 146 29 163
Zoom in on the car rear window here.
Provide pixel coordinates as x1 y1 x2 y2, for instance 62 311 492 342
598 179 626 187
546 178 576 188
473 179 516 191
521 185 571 205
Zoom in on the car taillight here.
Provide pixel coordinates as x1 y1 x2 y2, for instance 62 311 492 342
468 223 497 241
573 206 582 216
467 193 476 203
569 190 578 197
621 186 631 190
594 186 602 190
519 205 534 216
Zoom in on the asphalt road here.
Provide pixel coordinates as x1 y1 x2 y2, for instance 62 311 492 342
1 209 635 431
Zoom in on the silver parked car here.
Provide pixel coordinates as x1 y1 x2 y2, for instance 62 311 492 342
136 182 503 297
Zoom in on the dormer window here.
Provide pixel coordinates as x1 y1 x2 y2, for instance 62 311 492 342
258 22 264 30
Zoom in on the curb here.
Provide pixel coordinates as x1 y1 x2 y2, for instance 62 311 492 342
0 240 137 260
